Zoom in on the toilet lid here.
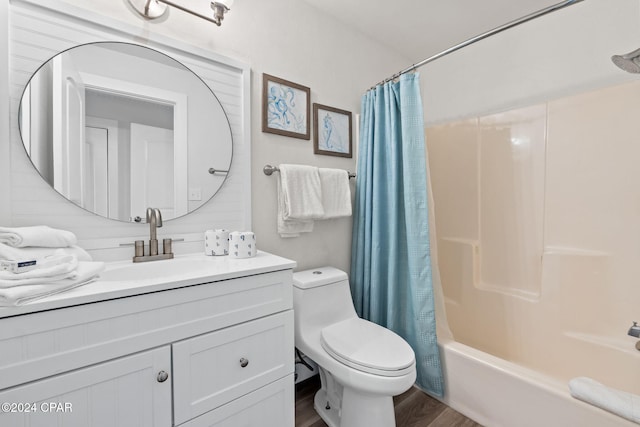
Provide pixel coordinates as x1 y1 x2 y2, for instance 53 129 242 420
320 318 415 377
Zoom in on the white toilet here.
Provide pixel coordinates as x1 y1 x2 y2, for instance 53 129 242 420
293 267 417 427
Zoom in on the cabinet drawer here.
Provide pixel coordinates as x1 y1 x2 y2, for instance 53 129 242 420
173 311 294 425
181 375 294 427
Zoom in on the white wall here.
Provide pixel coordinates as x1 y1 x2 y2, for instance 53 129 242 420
4 0 410 272
421 0 640 124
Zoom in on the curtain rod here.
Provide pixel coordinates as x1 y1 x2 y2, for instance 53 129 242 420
370 0 584 90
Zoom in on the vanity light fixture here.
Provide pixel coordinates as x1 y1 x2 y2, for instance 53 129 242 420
128 0 235 26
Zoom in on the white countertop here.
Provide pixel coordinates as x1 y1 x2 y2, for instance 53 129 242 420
0 251 296 319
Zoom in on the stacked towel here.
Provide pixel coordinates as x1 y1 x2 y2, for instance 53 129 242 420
0 262 105 306
569 377 640 424
0 226 103 306
0 253 79 286
0 244 92 264
0 226 77 248
277 164 352 238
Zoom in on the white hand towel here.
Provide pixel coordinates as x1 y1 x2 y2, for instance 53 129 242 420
278 164 325 220
0 226 77 248
0 261 105 306
318 168 352 219
277 174 314 238
569 377 640 424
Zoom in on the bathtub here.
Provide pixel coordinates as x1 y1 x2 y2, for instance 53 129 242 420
434 337 636 427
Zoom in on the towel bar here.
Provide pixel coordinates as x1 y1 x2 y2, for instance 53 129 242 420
263 164 355 179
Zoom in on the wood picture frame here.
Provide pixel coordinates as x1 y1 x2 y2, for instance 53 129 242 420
262 74 311 140
313 103 352 158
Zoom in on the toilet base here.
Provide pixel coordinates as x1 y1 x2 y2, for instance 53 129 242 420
314 367 397 427
344 387 396 427
314 388 341 427
314 387 397 427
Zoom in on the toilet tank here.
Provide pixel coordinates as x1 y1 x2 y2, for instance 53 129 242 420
293 267 358 328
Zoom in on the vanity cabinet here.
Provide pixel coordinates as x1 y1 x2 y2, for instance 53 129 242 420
0 255 295 427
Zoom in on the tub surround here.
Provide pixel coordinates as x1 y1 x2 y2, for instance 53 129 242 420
0 251 296 426
428 80 640 396
428 79 640 426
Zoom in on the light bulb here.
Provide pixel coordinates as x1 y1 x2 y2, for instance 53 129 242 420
215 0 234 9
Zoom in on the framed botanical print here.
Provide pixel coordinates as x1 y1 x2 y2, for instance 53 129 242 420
262 74 311 140
313 103 352 158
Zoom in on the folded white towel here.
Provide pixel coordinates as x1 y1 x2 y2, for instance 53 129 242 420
0 226 77 248
0 243 92 280
569 377 640 424
319 168 352 219
278 165 325 220
0 243 91 262
0 261 105 306
0 255 79 287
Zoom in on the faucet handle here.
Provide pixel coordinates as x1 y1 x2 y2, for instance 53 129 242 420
628 321 640 338
163 238 172 255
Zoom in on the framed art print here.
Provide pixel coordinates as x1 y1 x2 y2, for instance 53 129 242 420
262 74 311 140
313 103 352 158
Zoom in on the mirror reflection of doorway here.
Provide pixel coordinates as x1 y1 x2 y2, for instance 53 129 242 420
19 42 231 222
84 88 187 221
48 51 188 222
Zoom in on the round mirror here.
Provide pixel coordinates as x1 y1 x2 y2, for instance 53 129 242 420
18 42 233 222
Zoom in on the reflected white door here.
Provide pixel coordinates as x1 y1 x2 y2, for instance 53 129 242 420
84 126 108 217
86 117 122 220
52 54 85 205
130 124 181 221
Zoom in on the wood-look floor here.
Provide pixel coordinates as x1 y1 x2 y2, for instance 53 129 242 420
295 375 484 427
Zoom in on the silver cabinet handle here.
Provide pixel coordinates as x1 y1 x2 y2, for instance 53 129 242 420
239 358 249 368
157 370 169 383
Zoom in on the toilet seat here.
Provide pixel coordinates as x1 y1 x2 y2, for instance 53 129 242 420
320 318 415 377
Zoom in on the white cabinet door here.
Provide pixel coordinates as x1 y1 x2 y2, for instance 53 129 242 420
0 346 172 427
182 375 294 427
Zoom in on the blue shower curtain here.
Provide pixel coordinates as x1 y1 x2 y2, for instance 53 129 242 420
350 73 444 397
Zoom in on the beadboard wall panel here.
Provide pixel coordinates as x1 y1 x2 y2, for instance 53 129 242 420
0 2 10 225
6 0 251 261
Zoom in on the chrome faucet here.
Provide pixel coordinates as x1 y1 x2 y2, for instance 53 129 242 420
132 207 174 262
147 207 162 255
